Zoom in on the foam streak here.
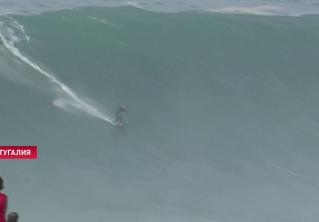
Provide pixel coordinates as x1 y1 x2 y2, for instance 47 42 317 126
0 17 116 125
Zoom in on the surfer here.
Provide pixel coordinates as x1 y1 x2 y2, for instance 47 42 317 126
7 213 18 222
0 177 7 222
114 105 127 126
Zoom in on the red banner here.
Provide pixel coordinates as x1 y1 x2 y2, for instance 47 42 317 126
0 146 37 159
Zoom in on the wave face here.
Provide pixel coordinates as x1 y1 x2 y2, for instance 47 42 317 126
1 6 319 222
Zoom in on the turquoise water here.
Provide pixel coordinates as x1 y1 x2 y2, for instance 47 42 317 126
1 6 319 222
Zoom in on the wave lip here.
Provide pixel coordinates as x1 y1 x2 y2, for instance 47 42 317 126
126 1 144 9
0 1 319 16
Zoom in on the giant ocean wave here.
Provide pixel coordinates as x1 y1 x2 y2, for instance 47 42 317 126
1 6 319 222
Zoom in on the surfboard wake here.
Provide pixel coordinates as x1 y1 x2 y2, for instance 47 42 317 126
0 15 117 125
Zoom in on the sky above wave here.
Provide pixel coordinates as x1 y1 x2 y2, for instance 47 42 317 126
1 0 319 16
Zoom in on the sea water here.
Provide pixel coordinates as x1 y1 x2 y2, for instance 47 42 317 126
1 2 319 222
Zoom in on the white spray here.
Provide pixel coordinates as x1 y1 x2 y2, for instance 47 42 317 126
0 16 116 125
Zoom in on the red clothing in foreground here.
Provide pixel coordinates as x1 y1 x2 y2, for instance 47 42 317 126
0 193 7 222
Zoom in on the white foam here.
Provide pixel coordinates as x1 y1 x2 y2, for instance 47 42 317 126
5 15 30 42
211 5 284 16
90 16 111 25
0 17 116 125
126 1 144 9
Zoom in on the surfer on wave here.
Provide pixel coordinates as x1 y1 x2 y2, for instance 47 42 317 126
114 105 127 126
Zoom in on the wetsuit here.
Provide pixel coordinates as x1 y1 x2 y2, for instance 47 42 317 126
115 106 127 126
